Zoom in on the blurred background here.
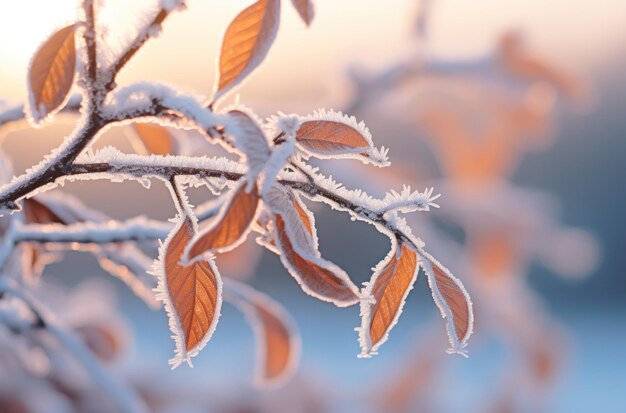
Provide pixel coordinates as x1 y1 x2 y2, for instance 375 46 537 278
0 0 625 412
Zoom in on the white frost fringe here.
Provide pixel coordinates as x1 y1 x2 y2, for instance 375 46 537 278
151 207 223 368
295 108 390 167
356 237 422 358
421 255 474 357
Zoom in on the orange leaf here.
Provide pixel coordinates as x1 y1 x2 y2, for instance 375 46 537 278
290 0 314 26
225 279 300 386
215 0 280 99
23 198 66 224
296 120 371 154
359 242 419 357
273 215 359 307
293 192 316 245
424 257 473 355
131 122 176 155
187 183 260 260
158 217 222 367
27 24 76 124
74 323 125 363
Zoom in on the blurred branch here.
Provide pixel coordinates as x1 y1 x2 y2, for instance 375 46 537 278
0 279 150 413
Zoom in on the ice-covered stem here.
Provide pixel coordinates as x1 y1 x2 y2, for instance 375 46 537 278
14 203 220 244
0 117 104 212
0 99 195 212
6 156 426 253
103 7 175 92
82 0 98 91
0 96 82 129
0 279 150 413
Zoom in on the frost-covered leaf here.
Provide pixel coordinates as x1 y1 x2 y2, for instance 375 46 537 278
226 110 271 188
130 122 176 156
297 121 368 152
295 109 389 166
155 216 223 367
225 279 300 387
27 24 76 125
214 0 281 99
186 182 260 261
358 241 419 357
291 0 314 26
423 257 473 356
293 192 316 245
273 213 359 307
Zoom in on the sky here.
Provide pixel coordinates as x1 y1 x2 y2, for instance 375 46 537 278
0 0 624 113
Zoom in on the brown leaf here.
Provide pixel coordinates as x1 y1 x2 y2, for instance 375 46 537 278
225 279 299 386
291 0 314 26
23 198 66 224
215 0 281 98
22 198 66 281
359 242 419 356
131 122 176 156
187 183 260 260
296 120 371 155
74 323 124 363
28 24 76 123
425 257 473 355
273 215 359 307
293 192 316 243
159 217 222 366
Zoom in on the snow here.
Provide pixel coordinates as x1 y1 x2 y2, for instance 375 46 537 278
104 82 223 131
294 108 391 167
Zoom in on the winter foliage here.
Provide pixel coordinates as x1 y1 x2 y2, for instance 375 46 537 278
0 0 493 410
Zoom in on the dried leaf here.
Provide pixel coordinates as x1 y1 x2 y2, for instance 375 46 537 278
296 120 371 154
74 323 124 363
291 0 314 26
358 242 419 357
293 193 316 244
273 215 359 307
424 257 473 356
225 279 300 386
27 24 76 124
23 198 66 224
157 217 223 367
215 0 281 99
227 110 271 187
187 183 260 260
131 122 176 156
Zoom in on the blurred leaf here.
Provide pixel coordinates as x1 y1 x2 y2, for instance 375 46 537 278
131 122 176 155
291 0 314 26
226 279 300 386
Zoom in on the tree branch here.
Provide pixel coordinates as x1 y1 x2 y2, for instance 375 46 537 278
0 280 150 413
6 156 423 253
82 0 98 87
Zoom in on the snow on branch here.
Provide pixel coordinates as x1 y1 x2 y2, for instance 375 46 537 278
0 0 474 393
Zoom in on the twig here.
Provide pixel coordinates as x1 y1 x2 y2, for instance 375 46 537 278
0 280 149 413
